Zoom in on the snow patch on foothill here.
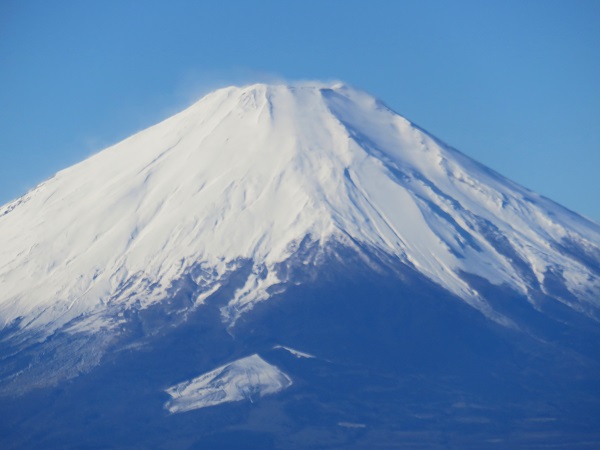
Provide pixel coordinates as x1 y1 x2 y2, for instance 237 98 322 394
164 354 292 413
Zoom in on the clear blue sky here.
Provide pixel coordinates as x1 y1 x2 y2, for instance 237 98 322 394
1 0 599 221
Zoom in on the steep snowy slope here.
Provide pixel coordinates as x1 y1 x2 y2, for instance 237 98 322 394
0 82 599 354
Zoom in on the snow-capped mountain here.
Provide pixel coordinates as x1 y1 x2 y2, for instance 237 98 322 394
1 83 599 449
1 83 598 339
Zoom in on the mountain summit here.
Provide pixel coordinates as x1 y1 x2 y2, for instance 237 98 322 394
1 83 600 448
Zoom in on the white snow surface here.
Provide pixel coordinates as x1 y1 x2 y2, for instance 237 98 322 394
1 82 599 336
273 345 315 359
164 354 292 413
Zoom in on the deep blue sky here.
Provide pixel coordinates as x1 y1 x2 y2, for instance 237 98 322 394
1 0 599 221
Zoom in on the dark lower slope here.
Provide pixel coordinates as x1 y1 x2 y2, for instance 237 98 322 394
1 248 599 449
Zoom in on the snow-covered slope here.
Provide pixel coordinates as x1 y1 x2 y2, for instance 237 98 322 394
165 354 292 413
0 83 599 342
